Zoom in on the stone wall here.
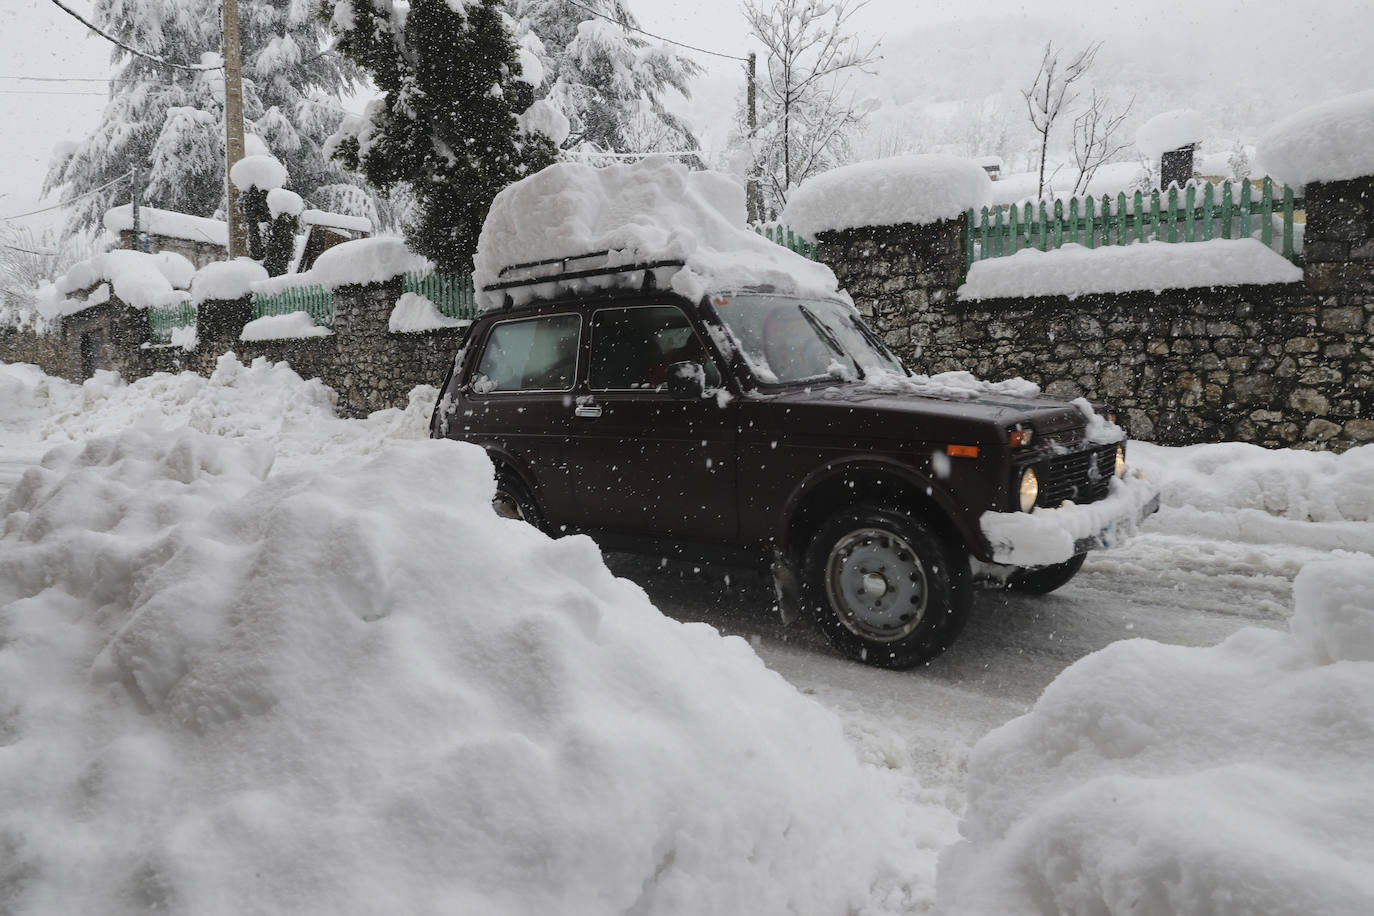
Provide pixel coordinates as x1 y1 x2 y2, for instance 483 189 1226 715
816 175 1374 452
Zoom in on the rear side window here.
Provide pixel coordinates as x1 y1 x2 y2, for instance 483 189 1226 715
590 305 720 390
471 314 580 393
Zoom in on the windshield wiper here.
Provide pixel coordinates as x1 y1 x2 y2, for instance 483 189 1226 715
797 304 864 380
847 314 903 372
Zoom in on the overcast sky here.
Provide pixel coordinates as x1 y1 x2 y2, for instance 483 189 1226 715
3 0 1369 231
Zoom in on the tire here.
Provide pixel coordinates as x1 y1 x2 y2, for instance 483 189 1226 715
492 468 547 532
801 505 971 669
1008 553 1087 595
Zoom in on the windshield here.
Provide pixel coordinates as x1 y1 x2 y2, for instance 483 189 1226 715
710 293 905 385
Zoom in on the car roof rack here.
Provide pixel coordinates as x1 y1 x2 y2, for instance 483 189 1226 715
482 250 685 294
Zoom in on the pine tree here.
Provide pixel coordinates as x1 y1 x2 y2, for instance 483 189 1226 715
325 0 559 270
509 0 702 158
43 0 378 237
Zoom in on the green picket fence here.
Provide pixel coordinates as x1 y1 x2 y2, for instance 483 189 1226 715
252 284 335 328
147 300 197 343
965 177 1304 267
753 224 818 260
403 270 477 320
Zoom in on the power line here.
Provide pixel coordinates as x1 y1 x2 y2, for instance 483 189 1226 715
0 170 134 223
0 88 107 96
46 0 218 72
560 0 748 62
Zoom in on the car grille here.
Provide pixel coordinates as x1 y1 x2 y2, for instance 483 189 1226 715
1040 444 1116 506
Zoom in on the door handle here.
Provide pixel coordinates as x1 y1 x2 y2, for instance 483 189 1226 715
574 404 602 419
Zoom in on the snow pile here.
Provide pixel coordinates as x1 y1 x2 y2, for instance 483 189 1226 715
1258 88 1374 187
266 187 305 219
0 426 936 915
55 249 195 311
0 362 80 432
980 471 1158 567
780 155 993 237
1135 108 1206 159
473 157 844 310
190 258 269 304
858 367 1042 401
103 205 229 247
938 555 1374 915
1131 441 1374 523
240 311 331 341
300 209 372 233
959 239 1302 300
388 291 467 333
252 237 432 296
229 153 288 191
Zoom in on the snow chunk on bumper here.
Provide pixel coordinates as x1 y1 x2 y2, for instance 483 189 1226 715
980 471 1160 566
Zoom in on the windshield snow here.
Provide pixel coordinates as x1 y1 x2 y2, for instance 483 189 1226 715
711 293 904 385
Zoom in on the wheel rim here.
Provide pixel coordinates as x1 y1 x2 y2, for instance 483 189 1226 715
824 527 928 642
492 489 527 521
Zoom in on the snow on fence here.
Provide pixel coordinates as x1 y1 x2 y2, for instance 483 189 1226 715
252 285 336 329
966 177 1304 268
147 300 197 344
752 224 818 260
402 270 478 321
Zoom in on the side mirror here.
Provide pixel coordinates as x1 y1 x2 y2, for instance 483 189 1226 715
666 361 707 400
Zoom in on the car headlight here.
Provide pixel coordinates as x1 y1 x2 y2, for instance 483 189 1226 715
1018 467 1039 512
1114 445 1127 478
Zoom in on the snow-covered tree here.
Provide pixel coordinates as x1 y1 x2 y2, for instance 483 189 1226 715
325 0 559 270
741 0 880 218
43 0 379 237
509 0 702 158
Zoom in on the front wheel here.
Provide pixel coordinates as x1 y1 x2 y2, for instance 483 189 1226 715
802 505 970 669
1007 553 1086 595
492 468 547 533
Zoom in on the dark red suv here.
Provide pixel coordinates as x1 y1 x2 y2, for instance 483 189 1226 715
431 253 1159 668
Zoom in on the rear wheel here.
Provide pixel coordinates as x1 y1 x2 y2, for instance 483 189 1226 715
802 505 970 669
1007 553 1086 595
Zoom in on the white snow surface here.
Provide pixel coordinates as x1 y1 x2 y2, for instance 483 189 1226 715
780 155 993 237
856 367 1043 401
239 311 331 341
388 292 467 333
0 357 940 916
252 237 432 296
1135 108 1206 159
959 239 1302 300
300 209 372 234
55 249 195 311
473 157 845 311
518 98 571 145
1258 88 1374 187
190 258 269 304
229 153 289 191
103 205 229 247
939 555 1374 915
266 187 305 219
980 471 1158 567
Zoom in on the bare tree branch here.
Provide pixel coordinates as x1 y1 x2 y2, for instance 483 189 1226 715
1021 40 1101 200
1071 89 1135 195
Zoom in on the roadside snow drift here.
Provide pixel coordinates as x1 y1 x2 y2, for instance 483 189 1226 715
938 555 1374 916
473 156 844 309
0 429 932 914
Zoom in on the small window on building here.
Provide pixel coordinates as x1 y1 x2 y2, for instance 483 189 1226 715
472 313 580 393
590 305 719 390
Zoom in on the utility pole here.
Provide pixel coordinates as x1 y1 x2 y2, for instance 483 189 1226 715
130 166 142 250
746 52 762 224
222 0 248 258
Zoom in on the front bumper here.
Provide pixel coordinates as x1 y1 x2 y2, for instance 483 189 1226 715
979 470 1161 567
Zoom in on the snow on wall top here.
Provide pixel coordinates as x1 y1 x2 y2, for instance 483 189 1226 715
191 258 269 304
229 154 288 192
473 157 844 310
301 209 372 233
56 249 195 310
267 188 305 219
1135 109 1206 159
1258 88 1374 187
959 239 1302 301
251 237 432 296
103 205 229 247
779 155 993 238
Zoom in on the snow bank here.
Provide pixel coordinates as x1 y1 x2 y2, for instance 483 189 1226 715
0 424 935 914
190 258 269 304
1135 109 1206 159
266 187 305 219
1131 440 1374 523
388 291 467 333
780 155 993 238
103 205 229 247
1258 88 1374 187
473 157 844 310
240 311 331 341
959 239 1302 300
939 555 1374 915
252 237 432 296
229 153 288 191
56 249 195 311
980 471 1157 567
